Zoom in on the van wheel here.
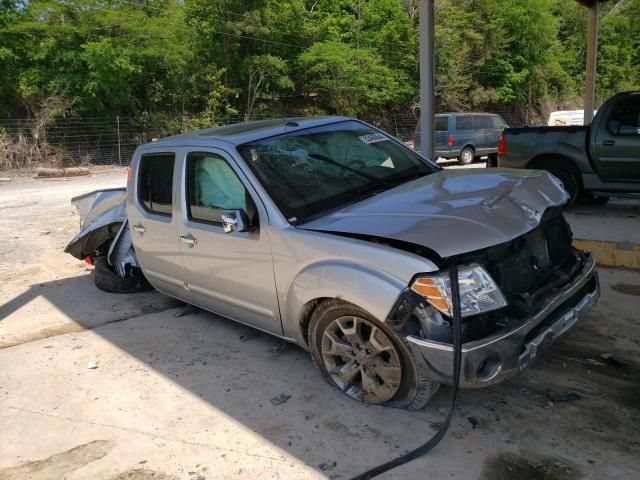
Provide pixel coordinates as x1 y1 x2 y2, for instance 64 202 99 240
308 299 439 410
458 147 474 165
93 257 153 294
547 168 579 205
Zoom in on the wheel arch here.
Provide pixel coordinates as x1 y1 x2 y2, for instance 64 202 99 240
526 154 583 187
460 144 476 154
284 260 409 349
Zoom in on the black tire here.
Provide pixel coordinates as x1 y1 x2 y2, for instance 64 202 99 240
487 153 498 168
308 299 439 410
547 168 580 206
458 147 475 165
93 257 153 294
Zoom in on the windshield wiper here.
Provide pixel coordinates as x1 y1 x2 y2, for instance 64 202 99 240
308 153 388 188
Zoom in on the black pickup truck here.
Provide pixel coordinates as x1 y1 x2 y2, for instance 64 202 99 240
494 91 640 203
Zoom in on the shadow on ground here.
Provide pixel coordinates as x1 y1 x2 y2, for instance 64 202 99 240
1 267 639 479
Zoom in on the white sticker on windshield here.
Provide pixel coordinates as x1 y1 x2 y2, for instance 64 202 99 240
358 133 388 144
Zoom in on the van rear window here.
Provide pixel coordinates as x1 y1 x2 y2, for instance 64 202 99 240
435 117 448 132
138 154 175 216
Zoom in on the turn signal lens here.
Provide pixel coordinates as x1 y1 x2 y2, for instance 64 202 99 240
411 265 507 318
411 278 450 312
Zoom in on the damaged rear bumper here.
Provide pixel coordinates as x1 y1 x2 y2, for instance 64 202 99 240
405 254 599 388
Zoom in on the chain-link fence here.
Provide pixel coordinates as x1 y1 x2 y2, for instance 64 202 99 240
0 109 543 170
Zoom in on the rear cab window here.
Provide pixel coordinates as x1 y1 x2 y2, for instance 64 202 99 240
607 98 640 136
138 153 175 216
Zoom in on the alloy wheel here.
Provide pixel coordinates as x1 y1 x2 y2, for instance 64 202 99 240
321 316 402 404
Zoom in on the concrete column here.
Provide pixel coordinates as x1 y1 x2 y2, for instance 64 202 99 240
419 0 435 158
583 2 600 124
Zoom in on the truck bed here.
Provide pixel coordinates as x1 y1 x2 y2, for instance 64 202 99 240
504 125 588 135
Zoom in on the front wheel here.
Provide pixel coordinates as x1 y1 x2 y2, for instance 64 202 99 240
458 147 474 165
308 299 439 410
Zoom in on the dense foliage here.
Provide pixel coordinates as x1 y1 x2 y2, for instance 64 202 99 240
1 0 639 123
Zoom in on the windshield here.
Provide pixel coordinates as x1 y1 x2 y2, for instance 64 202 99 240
237 120 437 224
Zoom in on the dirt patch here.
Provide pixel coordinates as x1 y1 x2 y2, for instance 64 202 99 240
611 283 640 296
481 452 582 480
0 440 113 480
110 468 179 480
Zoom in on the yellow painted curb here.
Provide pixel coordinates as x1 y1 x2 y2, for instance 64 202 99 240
573 239 640 270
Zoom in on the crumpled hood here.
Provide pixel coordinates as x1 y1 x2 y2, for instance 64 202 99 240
300 168 568 258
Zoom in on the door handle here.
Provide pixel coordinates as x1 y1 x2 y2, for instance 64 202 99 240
179 234 198 246
602 140 615 146
132 223 146 233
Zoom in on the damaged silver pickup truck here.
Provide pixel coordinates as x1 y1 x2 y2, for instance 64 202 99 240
66 118 599 409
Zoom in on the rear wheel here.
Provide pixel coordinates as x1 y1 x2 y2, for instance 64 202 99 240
308 299 438 410
93 257 153 294
458 147 475 165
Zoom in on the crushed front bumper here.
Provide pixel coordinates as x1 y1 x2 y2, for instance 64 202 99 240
405 254 599 388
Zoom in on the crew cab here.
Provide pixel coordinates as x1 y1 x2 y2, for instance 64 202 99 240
494 91 640 203
66 117 599 409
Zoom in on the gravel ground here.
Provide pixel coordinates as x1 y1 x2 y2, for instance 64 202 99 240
0 170 639 480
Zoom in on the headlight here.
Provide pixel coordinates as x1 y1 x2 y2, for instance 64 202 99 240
411 264 507 318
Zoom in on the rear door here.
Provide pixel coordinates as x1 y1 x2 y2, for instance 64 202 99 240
434 116 449 157
177 148 281 335
128 150 188 299
593 96 640 181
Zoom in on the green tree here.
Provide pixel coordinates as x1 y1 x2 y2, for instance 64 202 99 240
299 41 411 115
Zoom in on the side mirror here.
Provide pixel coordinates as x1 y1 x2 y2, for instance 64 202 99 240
221 209 250 233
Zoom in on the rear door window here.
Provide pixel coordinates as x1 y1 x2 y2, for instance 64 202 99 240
435 117 448 132
607 98 640 135
475 115 493 129
138 153 175 216
455 115 473 131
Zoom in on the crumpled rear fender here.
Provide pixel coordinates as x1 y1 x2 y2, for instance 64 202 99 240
64 188 128 260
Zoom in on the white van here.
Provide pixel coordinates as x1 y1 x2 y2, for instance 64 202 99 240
548 110 597 126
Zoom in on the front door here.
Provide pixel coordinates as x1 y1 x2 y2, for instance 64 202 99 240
128 151 188 300
594 96 640 181
177 149 281 335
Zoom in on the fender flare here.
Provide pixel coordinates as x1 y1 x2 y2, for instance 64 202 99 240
282 259 418 347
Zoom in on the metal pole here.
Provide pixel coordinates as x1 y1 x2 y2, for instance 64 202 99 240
419 0 435 159
116 115 122 166
583 3 600 124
